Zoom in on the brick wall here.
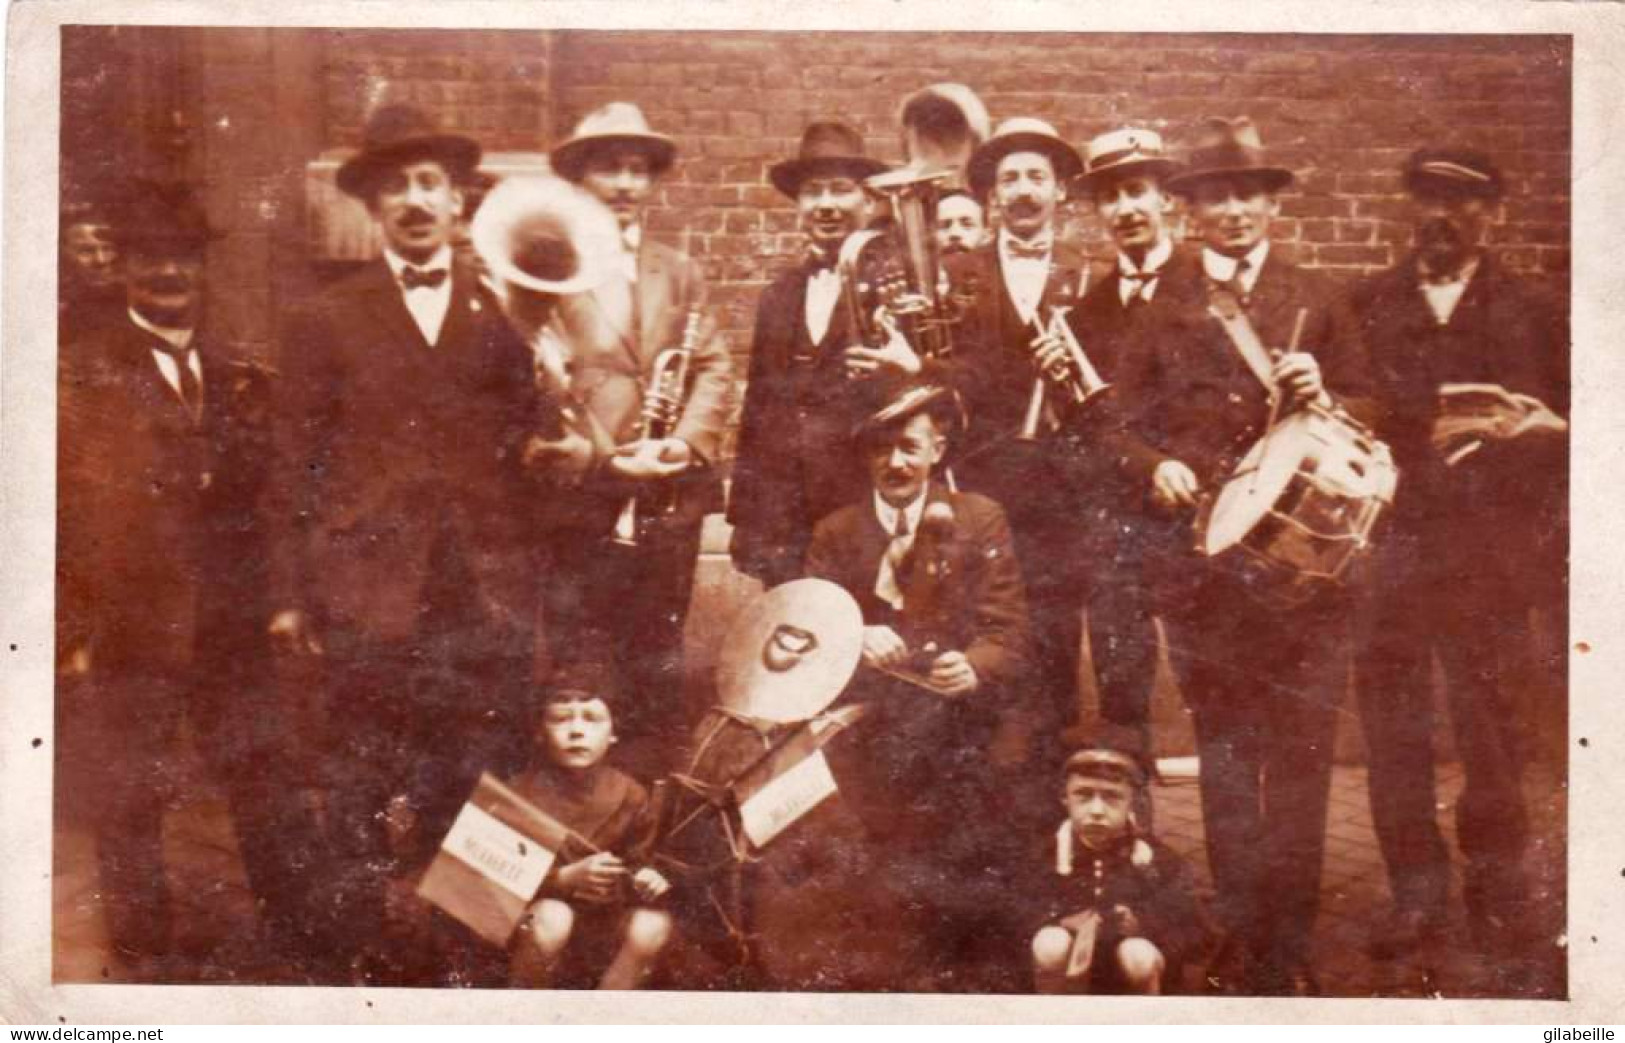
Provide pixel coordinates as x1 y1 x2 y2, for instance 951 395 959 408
547 31 1571 357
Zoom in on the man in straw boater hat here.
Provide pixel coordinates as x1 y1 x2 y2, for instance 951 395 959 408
1350 147 1567 968
543 102 735 761
269 104 576 983
57 179 325 979
729 119 924 590
1098 117 1373 996
939 116 1090 817
1046 127 1198 800
804 380 1030 990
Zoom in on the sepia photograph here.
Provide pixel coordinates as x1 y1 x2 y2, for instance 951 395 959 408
4 0 1621 1025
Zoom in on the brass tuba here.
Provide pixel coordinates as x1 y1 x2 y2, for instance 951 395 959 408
470 174 625 455
837 84 992 363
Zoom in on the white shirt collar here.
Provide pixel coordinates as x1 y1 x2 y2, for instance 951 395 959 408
129 308 194 352
382 245 453 283
1202 239 1271 292
622 223 642 254
873 487 929 538
998 226 1053 260
1120 236 1173 279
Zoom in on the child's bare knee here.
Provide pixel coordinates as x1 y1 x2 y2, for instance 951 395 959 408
1032 926 1073 971
527 899 575 956
624 908 673 958
1116 937 1165 990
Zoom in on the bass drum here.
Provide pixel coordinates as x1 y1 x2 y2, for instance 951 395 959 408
1197 404 1398 605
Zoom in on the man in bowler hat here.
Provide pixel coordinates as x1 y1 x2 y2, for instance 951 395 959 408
728 120 922 589
1351 147 1568 964
57 179 324 978
269 104 564 981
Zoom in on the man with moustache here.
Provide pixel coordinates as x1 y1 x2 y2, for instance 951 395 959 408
1050 127 1196 768
1351 149 1568 962
57 180 324 978
1102 118 1371 995
729 121 921 589
935 188 988 256
545 103 735 751
270 105 566 981
942 117 1088 785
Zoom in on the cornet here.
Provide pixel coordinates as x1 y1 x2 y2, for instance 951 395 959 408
611 308 702 547
1017 305 1112 441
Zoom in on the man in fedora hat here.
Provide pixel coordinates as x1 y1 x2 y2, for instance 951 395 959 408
543 101 735 757
805 380 1029 990
57 179 325 978
1048 126 1199 784
1350 147 1567 964
729 120 924 589
941 116 1091 792
269 104 564 981
1099 117 1372 995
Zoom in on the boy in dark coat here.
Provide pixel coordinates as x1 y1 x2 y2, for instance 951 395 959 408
1028 726 1203 994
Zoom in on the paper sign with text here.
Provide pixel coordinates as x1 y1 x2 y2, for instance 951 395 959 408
440 800 556 903
739 749 839 848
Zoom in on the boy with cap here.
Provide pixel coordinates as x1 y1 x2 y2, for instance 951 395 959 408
507 670 674 990
1026 724 1203 995
1351 147 1567 961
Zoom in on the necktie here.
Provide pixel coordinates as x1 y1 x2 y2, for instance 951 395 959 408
152 341 202 422
874 511 912 611
1122 270 1157 308
400 265 449 291
1226 257 1253 307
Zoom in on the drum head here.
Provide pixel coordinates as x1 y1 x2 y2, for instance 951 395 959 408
1202 412 1314 556
715 579 863 724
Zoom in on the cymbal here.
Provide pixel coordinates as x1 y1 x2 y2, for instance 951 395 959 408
715 579 863 724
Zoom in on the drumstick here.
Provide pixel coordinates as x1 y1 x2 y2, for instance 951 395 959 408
1251 307 1312 495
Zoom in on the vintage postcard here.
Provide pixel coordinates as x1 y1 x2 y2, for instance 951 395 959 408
3 0 1622 1025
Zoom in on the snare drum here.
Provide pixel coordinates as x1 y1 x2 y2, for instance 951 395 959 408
1196 405 1398 604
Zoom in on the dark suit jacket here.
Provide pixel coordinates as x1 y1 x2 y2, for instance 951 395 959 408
553 238 736 534
273 256 546 643
728 261 892 586
803 482 1029 694
1349 253 1567 580
58 313 276 675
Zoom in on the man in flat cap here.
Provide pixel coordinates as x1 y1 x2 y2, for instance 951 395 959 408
544 102 735 758
729 120 921 590
57 179 323 978
270 104 560 981
941 116 1091 805
805 380 1029 990
1351 147 1568 964
1100 117 1372 996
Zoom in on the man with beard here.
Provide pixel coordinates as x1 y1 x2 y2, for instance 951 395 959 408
270 105 567 982
1101 117 1371 995
729 121 920 589
942 117 1088 795
1351 148 1568 963
935 189 988 256
544 102 735 756
1047 127 1195 775
57 180 325 979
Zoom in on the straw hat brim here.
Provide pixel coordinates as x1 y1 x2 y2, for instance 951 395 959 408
966 132 1085 197
336 134 482 199
1166 164 1294 196
1075 156 1182 191
769 155 890 199
550 133 678 182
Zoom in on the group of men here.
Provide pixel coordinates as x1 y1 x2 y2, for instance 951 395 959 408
56 84 1566 995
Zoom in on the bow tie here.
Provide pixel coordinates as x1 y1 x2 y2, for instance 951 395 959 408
1003 238 1051 261
400 266 449 291
1122 269 1159 286
805 247 838 274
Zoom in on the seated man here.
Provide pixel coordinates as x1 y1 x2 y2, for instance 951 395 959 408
804 381 1029 990
507 673 674 990
1027 725 1204 995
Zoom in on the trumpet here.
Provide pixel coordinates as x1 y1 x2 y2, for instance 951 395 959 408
1017 305 1112 441
612 307 702 547
470 174 624 458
